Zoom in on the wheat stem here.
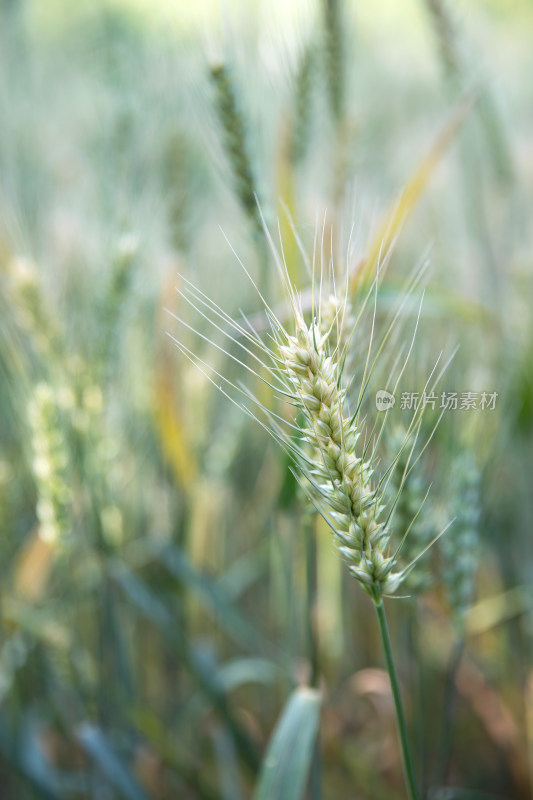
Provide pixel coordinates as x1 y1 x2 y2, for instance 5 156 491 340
372 587 420 800
305 514 320 689
437 635 465 785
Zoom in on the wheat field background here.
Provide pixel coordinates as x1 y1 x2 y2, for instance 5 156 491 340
0 1 532 798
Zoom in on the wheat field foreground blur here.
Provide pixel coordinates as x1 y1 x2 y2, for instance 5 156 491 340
1 0 533 798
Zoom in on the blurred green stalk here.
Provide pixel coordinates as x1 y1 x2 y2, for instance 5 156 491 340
305 516 322 800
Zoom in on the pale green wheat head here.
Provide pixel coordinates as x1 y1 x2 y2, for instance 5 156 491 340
169 222 451 599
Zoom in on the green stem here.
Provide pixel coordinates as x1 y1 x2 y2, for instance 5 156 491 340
437 635 465 785
372 588 420 800
305 515 322 800
305 515 319 689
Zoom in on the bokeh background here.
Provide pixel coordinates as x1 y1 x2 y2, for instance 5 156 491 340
1 0 532 798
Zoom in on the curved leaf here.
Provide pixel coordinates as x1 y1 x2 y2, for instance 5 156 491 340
253 688 321 800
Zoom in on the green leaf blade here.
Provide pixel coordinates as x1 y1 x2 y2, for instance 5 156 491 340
253 688 321 800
